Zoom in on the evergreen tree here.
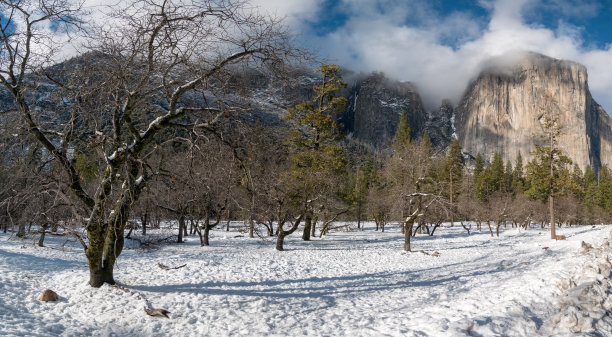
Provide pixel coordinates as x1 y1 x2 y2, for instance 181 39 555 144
444 139 463 226
584 166 597 186
598 166 612 213
570 164 585 200
421 130 433 156
286 64 348 241
512 151 525 193
490 152 505 192
393 110 411 150
582 166 599 220
526 91 572 239
474 153 484 180
504 160 513 193
476 165 493 201
351 156 377 230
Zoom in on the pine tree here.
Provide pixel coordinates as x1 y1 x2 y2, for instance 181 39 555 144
504 160 513 193
582 166 599 220
527 91 572 239
598 166 612 213
512 151 525 193
444 139 463 226
474 153 484 180
490 152 505 192
393 110 411 150
286 64 348 241
570 164 585 200
421 130 433 156
352 157 376 230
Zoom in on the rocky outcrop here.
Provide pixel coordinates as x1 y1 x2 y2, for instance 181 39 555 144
341 73 427 147
426 100 454 148
455 52 612 171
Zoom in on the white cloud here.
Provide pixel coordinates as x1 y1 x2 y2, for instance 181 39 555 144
249 0 323 25
277 0 612 114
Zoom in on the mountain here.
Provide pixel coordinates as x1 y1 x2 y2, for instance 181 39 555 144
340 73 428 147
454 52 612 171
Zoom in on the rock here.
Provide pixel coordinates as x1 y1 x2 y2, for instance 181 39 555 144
145 307 170 318
39 289 58 302
341 73 427 147
582 241 593 251
455 52 612 171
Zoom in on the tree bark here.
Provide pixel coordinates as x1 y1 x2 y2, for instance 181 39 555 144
549 195 556 239
141 212 147 235
38 225 47 247
310 216 317 237
487 220 494 237
203 222 210 246
17 223 26 238
302 213 312 241
404 220 414 251
276 229 285 251
450 170 454 227
178 214 185 243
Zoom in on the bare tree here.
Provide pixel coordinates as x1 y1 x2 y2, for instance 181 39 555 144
0 0 299 287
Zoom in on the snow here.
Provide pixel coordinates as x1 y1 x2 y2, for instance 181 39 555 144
0 223 611 336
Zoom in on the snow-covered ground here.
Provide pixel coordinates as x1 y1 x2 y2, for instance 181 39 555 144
0 223 611 336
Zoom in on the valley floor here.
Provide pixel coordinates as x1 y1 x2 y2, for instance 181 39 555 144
0 223 610 336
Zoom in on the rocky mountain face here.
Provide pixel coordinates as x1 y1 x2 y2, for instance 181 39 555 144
425 100 454 148
340 73 427 148
454 52 612 171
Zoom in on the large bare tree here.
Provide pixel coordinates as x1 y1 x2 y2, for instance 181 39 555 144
0 0 298 287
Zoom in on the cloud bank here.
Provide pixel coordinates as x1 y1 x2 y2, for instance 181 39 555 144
256 0 612 113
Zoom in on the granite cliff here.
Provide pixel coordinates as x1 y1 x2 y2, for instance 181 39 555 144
341 73 428 147
454 52 612 171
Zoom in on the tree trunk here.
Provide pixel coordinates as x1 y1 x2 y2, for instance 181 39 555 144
404 220 414 251
549 195 556 239
487 221 493 237
183 218 188 237
549 128 556 240
177 215 185 243
38 225 47 247
141 212 147 235
17 222 26 238
310 217 317 237
126 226 133 239
88 263 115 287
302 213 312 241
226 218 230 231
203 223 210 246
449 170 454 227
86 211 127 287
267 220 274 236
249 218 254 238
276 230 285 251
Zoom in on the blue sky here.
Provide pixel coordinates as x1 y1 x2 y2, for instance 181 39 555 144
253 0 612 113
